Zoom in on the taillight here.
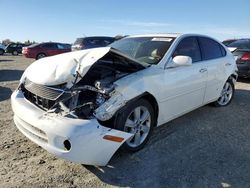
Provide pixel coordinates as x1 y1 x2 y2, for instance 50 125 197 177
240 54 250 60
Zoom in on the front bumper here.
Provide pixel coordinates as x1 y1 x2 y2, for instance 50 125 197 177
11 90 132 166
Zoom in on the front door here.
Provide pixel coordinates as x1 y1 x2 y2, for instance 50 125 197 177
157 37 207 123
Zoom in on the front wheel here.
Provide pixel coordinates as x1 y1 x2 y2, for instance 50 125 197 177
214 80 234 107
115 99 155 152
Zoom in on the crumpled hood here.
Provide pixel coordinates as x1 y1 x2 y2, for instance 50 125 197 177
24 47 111 86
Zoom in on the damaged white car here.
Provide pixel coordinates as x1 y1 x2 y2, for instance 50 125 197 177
11 34 237 166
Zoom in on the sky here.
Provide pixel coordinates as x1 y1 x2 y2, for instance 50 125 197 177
0 0 250 43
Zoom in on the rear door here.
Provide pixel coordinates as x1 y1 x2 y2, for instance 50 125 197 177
198 37 228 103
7 43 17 53
41 43 58 56
56 43 71 54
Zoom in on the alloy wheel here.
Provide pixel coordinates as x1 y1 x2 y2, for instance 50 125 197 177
124 106 151 148
217 82 233 106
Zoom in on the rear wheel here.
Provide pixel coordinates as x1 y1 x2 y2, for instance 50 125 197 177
214 80 234 107
12 51 18 55
115 99 155 151
36 53 46 60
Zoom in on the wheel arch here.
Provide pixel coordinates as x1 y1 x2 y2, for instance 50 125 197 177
36 52 46 59
98 91 159 128
127 92 159 127
228 73 238 84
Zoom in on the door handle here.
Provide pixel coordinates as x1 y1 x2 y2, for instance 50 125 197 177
225 63 232 66
199 68 207 73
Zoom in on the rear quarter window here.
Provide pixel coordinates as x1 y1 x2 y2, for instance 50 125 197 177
198 37 225 60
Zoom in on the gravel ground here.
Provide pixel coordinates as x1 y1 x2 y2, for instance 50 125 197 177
0 54 250 188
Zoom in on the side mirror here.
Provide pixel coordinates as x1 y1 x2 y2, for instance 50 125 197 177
167 55 192 68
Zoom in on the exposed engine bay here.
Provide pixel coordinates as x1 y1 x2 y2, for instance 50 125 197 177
21 51 146 121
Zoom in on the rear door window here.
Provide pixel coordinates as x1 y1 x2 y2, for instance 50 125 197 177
10 44 17 48
87 39 102 46
173 37 202 63
102 38 115 46
41 43 57 49
198 37 225 60
57 43 65 49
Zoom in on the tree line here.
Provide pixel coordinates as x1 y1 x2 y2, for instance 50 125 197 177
1 39 37 46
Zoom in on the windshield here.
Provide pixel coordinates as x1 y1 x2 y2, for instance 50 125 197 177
74 38 84 45
109 37 175 64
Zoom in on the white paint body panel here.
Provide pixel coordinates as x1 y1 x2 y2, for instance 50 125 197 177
11 33 237 166
25 47 111 86
11 90 132 166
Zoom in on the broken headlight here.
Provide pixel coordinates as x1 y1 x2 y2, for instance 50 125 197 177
94 91 126 121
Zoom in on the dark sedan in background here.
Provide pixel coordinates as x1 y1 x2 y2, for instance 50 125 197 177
71 36 115 51
22 42 71 59
5 43 27 55
228 39 250 78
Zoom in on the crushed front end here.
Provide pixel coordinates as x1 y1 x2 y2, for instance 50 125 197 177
11 47 146 166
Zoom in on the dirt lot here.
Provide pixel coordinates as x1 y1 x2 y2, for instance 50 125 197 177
0 54 250 188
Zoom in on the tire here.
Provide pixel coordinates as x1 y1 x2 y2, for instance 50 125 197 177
213 79 234 107
36 53 46 60
12 51 18 55
0 49 4 55
115 98 155 152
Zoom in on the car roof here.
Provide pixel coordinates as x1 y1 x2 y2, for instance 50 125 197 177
78 36 114 39
127 33 181 38
125 33 219 39
40 42 70 45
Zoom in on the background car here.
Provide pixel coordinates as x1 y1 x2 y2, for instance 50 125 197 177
0 44 6 55
5 43 26 55
71 36 115 51
22 42 71 59
228 39 250 78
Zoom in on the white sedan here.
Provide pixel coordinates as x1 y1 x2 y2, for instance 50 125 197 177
11 34 237 166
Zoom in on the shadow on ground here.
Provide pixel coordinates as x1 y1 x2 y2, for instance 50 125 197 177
0 59 14 62
0 69 23 82
84 89 250 188
237 77 250 84
0 86 12 102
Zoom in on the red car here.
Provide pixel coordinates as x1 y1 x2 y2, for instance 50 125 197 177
22 42 71 59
